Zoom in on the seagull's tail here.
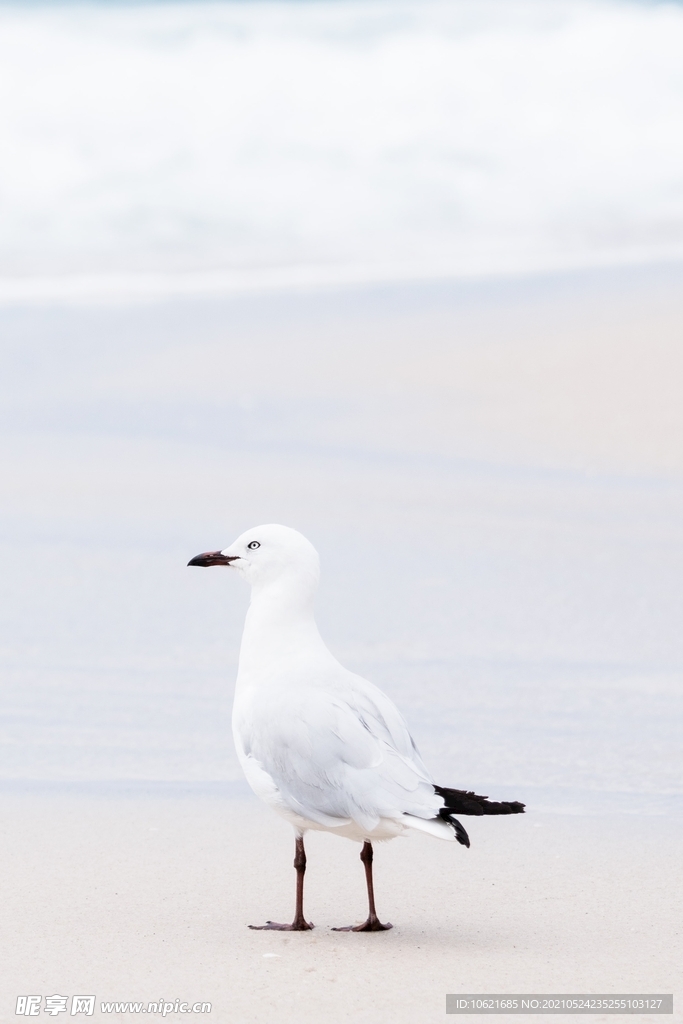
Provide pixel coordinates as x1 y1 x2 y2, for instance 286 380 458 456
434 785 524 846
435 785 526 817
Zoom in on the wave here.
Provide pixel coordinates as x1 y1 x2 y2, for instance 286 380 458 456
1 0 683 301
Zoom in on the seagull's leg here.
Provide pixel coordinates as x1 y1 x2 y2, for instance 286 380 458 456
332 841 393 932
290 835 313 930
248 834 314 931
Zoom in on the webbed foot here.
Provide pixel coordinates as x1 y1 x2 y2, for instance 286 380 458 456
249 918 314 931
332 915 392 932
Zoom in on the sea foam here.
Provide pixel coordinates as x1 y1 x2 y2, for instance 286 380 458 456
1 0 683 301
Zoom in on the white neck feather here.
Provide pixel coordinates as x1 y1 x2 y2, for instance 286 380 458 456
236 572 332 682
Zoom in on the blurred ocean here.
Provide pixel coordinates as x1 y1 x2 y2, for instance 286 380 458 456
0 1 682 816
1 0 683 300
1 270 682 813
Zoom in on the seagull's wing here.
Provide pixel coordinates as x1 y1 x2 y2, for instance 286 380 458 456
240 669 442 833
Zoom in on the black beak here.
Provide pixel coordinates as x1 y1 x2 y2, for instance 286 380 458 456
187 551 239 567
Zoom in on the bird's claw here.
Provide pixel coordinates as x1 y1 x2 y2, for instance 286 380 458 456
332 917 393 932
248 919 314 931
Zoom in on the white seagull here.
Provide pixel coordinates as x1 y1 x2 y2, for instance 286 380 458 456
189 524 524 931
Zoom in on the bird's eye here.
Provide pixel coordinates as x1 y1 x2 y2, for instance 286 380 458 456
247 541 260 550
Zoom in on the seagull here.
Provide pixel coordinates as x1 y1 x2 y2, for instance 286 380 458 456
189 524 524 932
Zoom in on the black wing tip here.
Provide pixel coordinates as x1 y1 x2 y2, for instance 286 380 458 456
500 800 526 815
435 785 526 816
439 811 470 847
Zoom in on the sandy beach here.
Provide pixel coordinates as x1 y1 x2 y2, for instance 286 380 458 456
2 2 683 1020
1 787 679 1023
1 266 683 1021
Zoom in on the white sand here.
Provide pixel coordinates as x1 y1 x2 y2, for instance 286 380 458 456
2 791 680 1023
1 269 682 1022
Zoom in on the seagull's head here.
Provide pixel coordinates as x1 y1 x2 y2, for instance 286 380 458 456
188 524 320 591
